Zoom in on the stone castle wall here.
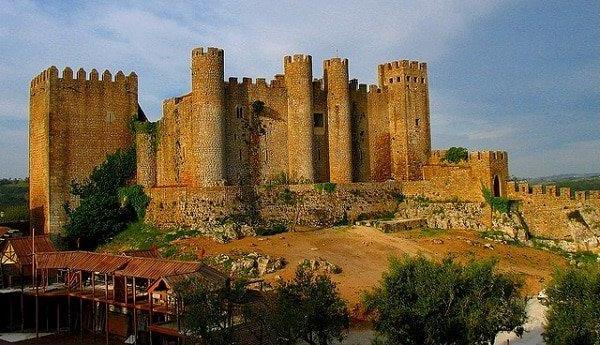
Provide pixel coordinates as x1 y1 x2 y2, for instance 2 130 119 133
141 48 434 190
506 181 600 241
145 182 403 229
29 67 138 233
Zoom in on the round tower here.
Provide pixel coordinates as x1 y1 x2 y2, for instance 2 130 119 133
284 54 315 182
190 47 226 186
324 58 352 183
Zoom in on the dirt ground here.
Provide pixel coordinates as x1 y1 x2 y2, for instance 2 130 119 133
180 226 567 306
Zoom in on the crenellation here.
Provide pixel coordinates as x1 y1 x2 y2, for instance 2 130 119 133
62 67 73 79
115 71 125 83
90 69 99 81
102 70 112 82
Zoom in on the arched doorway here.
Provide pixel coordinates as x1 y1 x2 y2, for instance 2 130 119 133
493 175 501 197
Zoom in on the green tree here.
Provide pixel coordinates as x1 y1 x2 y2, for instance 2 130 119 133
175 276 234 345
363 256 526 345
443 147 469 164
268 267 349 345
544 265 600 344
63 147 143 249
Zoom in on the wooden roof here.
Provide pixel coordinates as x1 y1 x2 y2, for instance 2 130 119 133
149 266 229 292
114 257 200 280
36 251 131 274
0 235 55 266
35 251 226 283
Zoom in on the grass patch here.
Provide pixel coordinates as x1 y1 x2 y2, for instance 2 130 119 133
99 221 200 259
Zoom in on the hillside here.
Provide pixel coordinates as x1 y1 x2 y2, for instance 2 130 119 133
527 173 600 191
102 225 568 305
0 178 28 222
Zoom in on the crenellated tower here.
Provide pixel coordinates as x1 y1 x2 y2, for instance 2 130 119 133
378 60 430 180
284 54 315 182
190 47 227 186
323 58 353 183
29 66 138 234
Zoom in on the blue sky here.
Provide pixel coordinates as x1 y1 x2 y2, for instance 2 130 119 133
0 0 598 178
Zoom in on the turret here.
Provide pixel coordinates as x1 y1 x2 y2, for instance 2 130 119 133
284 54 315 182
377 59 430 180
190 47 226 186
323 58 352 183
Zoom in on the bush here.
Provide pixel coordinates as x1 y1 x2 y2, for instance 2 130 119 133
482 186 514 214
174 276 233 345
544 265 600 344
314 182 336 194
64 147 139 249
118 185 150 220
278 188 298 206
268 267 349 345
443 147 468 163
363 256 526 345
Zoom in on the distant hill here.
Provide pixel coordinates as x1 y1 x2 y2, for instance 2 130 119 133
0 178 29 222
526 173 600 192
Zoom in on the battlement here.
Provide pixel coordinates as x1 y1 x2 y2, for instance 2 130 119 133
191 47 224 57
429 149 508 165
507 181 600 201
349 79 368 92
368 84 384 94
378 60 427 72
31 66 137 89
284 54 312 64
225 76 279 89
323 57 348 67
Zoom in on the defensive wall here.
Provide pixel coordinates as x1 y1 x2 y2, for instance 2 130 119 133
506 181 600 240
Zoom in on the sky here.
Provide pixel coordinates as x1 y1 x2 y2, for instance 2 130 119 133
0 0 598 178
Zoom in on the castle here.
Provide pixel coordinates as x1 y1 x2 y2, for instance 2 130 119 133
29 47 509 234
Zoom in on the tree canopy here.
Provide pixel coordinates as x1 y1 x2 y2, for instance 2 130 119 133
63 147 144 249
363 256 526 345
544 264 600 344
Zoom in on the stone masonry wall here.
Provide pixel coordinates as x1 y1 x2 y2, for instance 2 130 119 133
506 181 600 241
145 182 403 229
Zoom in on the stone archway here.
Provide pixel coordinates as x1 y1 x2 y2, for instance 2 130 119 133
493 175 501 197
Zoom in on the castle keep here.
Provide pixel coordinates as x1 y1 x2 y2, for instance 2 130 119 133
29 67 138 233
30 47 509 234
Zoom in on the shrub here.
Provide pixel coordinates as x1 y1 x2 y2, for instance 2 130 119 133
443 146 468 163
118 185 150 220
544 265 600 344
278 188 298 206
268 267 349 345
314 182 336 194
390 191 405 204
363 256 526 345
482 186 514 214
